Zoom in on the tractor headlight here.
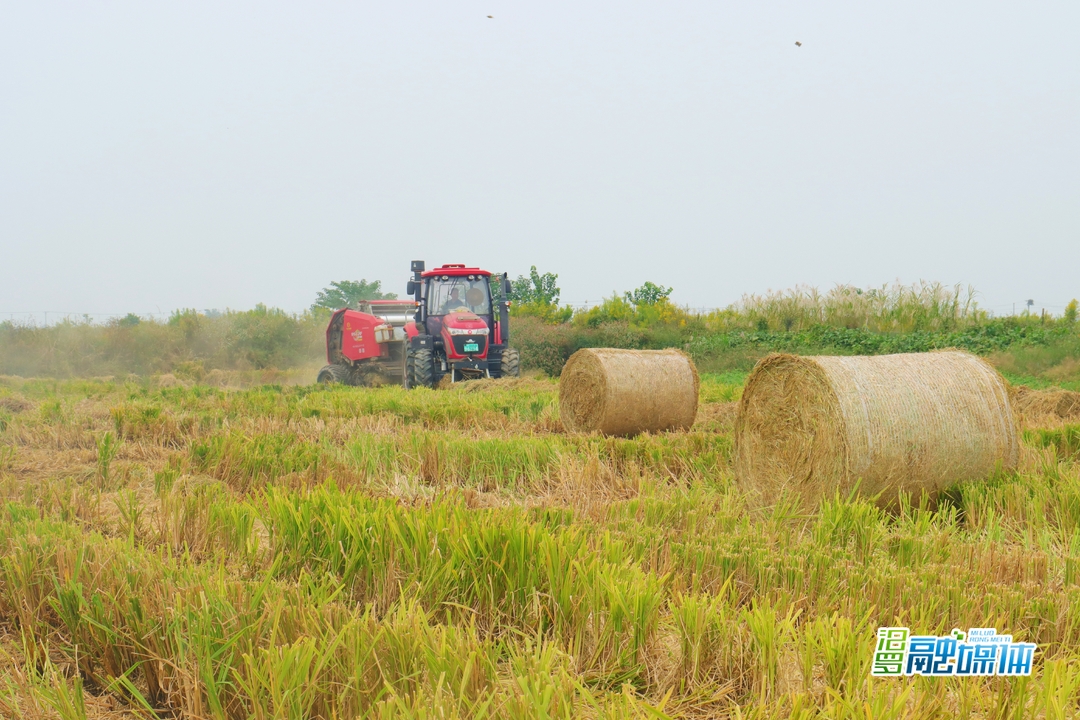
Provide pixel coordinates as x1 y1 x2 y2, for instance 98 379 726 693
447 327 489 335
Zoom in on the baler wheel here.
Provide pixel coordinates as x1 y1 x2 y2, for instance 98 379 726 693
317 364 350 385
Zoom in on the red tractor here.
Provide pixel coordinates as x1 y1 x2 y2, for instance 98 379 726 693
317 260 520 388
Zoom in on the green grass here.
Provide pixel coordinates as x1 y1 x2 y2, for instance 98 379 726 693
1025 425 1080 462
1001 372 1080 394
0 373 1079 717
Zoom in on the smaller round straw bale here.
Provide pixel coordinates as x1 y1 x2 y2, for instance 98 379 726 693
735 351 1018 507
559 348 699 436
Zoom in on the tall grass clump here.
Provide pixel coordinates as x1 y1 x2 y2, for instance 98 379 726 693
721 281 984 333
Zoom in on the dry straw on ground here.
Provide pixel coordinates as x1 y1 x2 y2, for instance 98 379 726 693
559 348 699 436
0 394 33 413
734 351 1019 507
1013 386 1080 424
155 373 188 389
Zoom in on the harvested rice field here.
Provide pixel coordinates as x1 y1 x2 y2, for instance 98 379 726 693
1 372 1080 719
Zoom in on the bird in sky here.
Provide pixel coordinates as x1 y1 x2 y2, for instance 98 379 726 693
795 41 802 47
487 15 493 18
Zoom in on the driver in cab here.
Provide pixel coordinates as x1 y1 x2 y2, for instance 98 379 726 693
440 287 468 314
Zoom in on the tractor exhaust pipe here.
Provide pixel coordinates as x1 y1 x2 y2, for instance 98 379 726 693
409 260 425 324
500 273 511 343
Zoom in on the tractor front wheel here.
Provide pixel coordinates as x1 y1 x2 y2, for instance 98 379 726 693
498 347 521 378
317 364 350 385
406 347 436 389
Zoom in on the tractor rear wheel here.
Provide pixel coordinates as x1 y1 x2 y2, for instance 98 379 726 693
317 364 350 385
406 347 436 389
498 347 521 378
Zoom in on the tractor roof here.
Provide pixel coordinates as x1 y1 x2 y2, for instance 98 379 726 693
420 264 492 279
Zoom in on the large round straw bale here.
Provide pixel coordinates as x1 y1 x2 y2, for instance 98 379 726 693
559 348 699 436
734 351 1018 507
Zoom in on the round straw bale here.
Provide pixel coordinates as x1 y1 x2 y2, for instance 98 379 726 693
559 348 699 436
734 351 1018 507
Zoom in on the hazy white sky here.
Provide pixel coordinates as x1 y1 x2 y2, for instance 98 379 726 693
2 1 1078 321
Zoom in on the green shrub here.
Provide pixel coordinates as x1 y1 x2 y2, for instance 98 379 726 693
510 301 573 324
511 317 574 377
227 305 308 369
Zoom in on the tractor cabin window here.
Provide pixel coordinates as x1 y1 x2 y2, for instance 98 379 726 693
427 277 492 316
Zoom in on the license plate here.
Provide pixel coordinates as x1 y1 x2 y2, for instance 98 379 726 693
463 342 479 353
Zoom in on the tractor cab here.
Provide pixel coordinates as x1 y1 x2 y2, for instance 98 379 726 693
422 271 494 337
403 261 519 387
